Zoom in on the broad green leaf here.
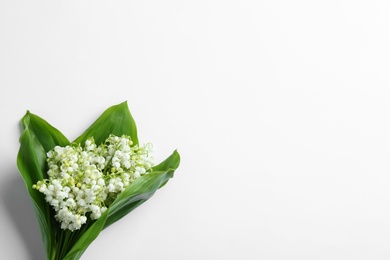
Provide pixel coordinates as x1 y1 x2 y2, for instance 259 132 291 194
64 150 180 259
73 101 138 146
104 150 181 228
17 111 70 260
62 213 109 260
21 111 70 151
17 130 55 259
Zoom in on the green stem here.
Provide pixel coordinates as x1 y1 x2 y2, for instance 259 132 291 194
54 230 64 260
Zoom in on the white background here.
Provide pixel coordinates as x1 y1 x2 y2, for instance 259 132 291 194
1 0 390 259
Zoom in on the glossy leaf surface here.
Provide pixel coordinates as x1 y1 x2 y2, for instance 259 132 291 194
17 112 70 259
74 101 138 146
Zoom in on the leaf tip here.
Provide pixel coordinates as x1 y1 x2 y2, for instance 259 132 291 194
20 110 32 131
115 100 130 111
171 150 181 169
23 110 31 119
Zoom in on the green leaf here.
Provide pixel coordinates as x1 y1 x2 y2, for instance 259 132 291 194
62 214 109 260
21 111 70 151
105 150 181 228
17 111 70 260
73 101 138 146
63 150 181 259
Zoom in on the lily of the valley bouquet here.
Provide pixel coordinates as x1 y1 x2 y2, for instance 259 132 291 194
17 102 180 260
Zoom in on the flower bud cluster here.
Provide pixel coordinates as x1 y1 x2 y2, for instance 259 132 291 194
33 135 154 231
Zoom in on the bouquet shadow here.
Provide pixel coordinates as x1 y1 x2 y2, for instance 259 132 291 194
3 172 45 260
